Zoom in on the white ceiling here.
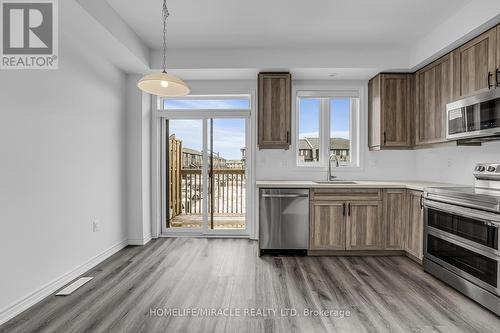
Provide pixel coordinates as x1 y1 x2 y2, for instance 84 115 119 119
167 68 382 81
107 0 472 50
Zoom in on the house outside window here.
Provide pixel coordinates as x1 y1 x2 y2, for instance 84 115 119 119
296 92 359 168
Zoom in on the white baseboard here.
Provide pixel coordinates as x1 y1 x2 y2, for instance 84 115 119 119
127 233 152 246
0 239 128 326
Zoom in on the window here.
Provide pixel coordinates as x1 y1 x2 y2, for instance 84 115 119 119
330 98 351 164
164 98 250 110
158 95 251 235
298 98 320 163
296 92 359 167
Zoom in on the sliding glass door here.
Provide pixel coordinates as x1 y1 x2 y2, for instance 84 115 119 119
165 119 204 230
208 118 246 230
160 96 250 235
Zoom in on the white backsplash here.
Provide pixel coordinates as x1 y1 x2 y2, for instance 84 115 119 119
256 141 500 185
414 141 500 186
256 149 416 181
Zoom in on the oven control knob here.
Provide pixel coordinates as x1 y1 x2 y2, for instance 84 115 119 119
487 166 496 172
477 165 486 172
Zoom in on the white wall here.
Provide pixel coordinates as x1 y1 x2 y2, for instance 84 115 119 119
167 79 500 185
414 141 500 186
410 1 500 69
0 33 128 317
256 80 416 181
126 74 152 244
166 79 417 182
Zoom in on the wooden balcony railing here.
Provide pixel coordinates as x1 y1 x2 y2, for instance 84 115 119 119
169 168 246 220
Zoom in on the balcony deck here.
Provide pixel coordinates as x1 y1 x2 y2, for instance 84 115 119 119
168 167 246 230
170 214 245 229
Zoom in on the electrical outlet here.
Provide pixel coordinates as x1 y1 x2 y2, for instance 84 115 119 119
447 159 452 168
92 220 100 232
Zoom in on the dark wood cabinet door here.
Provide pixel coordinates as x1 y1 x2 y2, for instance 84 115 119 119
415 54 452 145
346 201 383 250
405 190 423 260
380 74 411 147
258 73 291 149
497 26 500 87
368 75 381 148
452 28 497 99
310 202 346 250
383 189 406 250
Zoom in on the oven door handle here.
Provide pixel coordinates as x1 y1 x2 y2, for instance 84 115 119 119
424 199 500 226
425 193 500 213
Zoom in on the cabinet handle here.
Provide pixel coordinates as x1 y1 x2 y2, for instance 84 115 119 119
383 132 387 145
348 203 351 216
420 194 424 209
488 72 494 89
496 69 500 87
286 131 290 143
342 203 346 216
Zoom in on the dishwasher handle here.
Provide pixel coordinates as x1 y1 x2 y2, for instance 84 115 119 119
261 194 309 198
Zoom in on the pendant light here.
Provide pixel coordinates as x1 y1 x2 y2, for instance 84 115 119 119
137 0 190 96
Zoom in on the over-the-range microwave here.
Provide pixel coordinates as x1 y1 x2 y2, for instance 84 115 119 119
447 89 500 141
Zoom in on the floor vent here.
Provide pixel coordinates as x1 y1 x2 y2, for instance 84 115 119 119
56 277 93 296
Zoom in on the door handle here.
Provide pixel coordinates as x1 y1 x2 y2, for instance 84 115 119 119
488 72 494 89
496 69 500 87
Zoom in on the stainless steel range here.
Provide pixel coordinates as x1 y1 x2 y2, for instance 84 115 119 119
423 163 500 315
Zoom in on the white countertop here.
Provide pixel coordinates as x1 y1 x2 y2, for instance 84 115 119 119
255 180 460 192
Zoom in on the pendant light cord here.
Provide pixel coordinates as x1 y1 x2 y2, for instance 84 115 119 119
162 0 170 73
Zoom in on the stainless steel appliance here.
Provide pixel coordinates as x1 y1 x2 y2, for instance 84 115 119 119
423 163 500 315
447 89 500 141
259 188 309 255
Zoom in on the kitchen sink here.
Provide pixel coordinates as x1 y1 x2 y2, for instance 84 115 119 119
314 181 358 184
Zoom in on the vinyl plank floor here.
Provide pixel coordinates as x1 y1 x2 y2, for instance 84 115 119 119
1 238 499 333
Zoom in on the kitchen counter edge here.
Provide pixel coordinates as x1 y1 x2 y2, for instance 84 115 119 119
255 180 459 192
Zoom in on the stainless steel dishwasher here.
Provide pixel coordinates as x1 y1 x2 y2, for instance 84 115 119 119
259 188 309 255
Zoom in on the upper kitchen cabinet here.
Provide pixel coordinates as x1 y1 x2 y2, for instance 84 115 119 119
415 53 453 146
452 27 497 99
258 72 291 149
368 74 412 150
497 26 500 84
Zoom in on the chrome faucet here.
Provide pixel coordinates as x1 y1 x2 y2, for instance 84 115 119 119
328 154 339 181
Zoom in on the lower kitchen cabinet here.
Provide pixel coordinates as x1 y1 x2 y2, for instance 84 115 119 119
310 201 346 250
405 190 424 260
383 189 407 250
346 201 383 250
309 188 423 258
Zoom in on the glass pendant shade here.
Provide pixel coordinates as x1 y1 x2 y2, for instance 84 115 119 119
137 71 190 97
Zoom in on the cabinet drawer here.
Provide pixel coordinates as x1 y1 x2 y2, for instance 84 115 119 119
311 188 382 201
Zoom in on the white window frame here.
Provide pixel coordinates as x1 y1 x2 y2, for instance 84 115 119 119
295 90 360 169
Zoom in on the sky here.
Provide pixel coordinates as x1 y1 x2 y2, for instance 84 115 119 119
166 99 247 160
299 97 351 140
